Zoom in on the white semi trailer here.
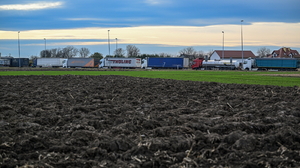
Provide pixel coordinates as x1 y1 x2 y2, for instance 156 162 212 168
36 58 66 68
100 58 142 68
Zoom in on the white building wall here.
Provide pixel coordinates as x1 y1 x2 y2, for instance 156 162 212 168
222 58 254 64
210 51 220 60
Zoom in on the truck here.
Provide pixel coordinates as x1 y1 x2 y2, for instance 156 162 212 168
142 57 189 69
100 58 141 68
254 58 299 71
192 57 300 71
191 58 241 70
8 58 29 67
34 58 66 68
0 59 10 67
64 58 100 68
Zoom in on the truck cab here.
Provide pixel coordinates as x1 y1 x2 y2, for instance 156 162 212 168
242 58 254 70
62 59 68 68
99 58 104 68
191 58 204 69
141 59 148 69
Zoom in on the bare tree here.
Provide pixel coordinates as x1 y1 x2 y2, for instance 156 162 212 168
195 50 205 58
257 47 271 58
30 55 38 60
179 47 197 55
40 50 51 58
50 48 58 58
79 47 90 58
62 48 70 58
49 47 66 58
114 48 125 57
126 45 140 57
158 53 172 57
56 48 64 58
62 46 78 58
70 46 79 58
39 46 82 58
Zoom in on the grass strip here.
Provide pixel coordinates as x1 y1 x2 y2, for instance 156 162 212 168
0 70 299 87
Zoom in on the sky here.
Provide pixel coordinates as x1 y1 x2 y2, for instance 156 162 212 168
0 0 300 58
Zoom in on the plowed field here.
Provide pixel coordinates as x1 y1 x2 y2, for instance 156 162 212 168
1 75 300 168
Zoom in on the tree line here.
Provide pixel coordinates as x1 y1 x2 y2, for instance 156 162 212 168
36 45 208 59
34 45 271 60
39 46 90 58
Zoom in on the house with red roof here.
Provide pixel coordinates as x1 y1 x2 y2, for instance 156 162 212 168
210 50 256 62
268 47 300 58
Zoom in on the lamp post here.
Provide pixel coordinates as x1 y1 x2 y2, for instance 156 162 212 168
115 38 118 50
44 38 46 50
115 38 118 57
108 30 110 56
44 38 47 57
222 31 224 60
241 20 244 63
18 31 20 67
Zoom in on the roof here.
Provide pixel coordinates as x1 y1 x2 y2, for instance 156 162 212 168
212 50 256 59
269 47 300 58
179 54 196 59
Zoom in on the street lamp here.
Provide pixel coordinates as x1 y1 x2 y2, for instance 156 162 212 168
241 20 244 63
115 38 118 56
222 31 224 60
18 31 20 67
108 30 111 56
115 38 118 50
44 38 47 57
44 38 46 50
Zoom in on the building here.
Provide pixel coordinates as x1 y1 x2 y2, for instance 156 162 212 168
268 47 300 58
210 50 256 62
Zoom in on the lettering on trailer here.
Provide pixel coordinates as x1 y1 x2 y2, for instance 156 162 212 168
136 59 141 64
71 61 85 63
108 60 132 64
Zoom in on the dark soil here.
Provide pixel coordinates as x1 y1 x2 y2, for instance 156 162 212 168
1 75 300 168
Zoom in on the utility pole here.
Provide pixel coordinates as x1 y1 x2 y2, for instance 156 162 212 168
44 38 46 57
222 31 224 60
115 38 118 50
241 20 244 63
44 38 46 50
115 38 118 57
18 31 21 67
108 30 110 56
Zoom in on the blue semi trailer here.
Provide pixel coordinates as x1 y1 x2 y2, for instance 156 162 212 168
5 58 30 67
142 57 189 69
255 58 300 71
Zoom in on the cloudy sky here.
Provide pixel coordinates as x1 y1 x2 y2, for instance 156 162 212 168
0 0 300 58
